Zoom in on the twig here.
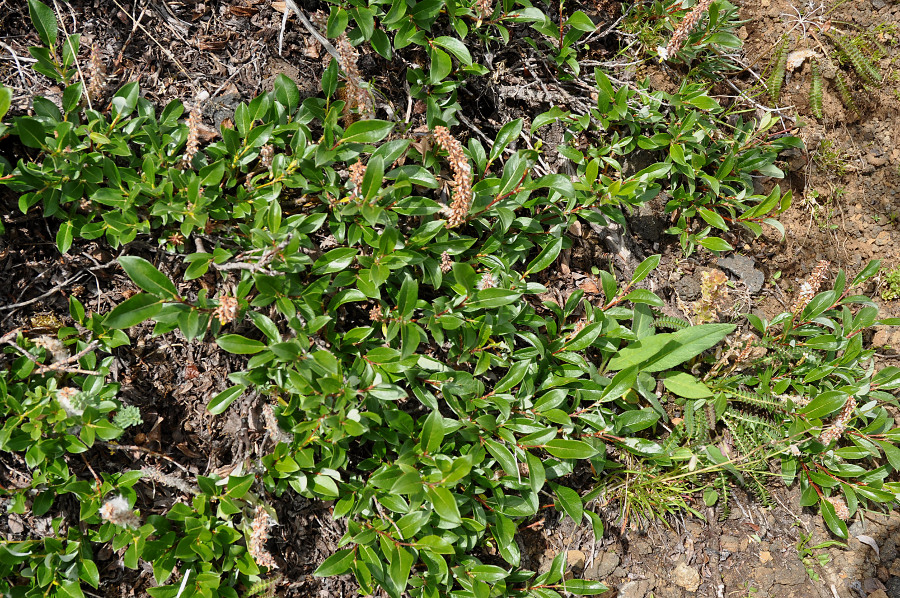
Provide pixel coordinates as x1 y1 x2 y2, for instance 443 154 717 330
51 0 92 110
281 0 366 92
101 442 191 472
0 42 30 89
1 339 102 376
33 340 99 375
211 236 293 275
109 0 190 77
0 272 87 311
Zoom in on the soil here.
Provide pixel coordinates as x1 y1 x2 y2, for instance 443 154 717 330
2 0 900 596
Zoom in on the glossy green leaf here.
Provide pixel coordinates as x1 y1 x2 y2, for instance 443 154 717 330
119 256 179 299
341 119 394 144
314 549 356 577
104 293 162 329
28 0 57 47
216 334 266 355
207 385 244 415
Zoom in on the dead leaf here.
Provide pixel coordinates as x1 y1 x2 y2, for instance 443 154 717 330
578 278 601 294
230 6 259 16
856 535 879 557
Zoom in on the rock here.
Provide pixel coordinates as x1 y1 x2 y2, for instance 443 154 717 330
716 254 765 294
618 576 655 598
586 550 620 579
567 550 586 572
759 550 772 563
870 590 890 598
886 576 900 598
672 562 701 593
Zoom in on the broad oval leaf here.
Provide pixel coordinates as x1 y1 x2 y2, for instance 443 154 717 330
341 119 393 144
314 548 355 577
207 385 245 415
119 256 179 299
216 334 266 354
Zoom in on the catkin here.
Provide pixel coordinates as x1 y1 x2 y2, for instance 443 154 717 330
659 0 714 61
433 126 473 228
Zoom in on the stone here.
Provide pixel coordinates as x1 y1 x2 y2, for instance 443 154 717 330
618 577 655 598
759 551 772 563
586 550 620 580
567 550 586 572
870 590 890 598
886 576 900 598
672 562 701 593
716 254 765 294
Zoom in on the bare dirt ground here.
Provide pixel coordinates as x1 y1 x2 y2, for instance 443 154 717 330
2 0 900 596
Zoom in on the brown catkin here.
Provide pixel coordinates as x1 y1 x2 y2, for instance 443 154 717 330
348 161 367 200
86 44 106 103
433 126 472 228
660 0 714 61
791 260 830 315
335 36 374 119
826 496 850 521
248 506 278 569
181 107 202 170
819 395 856 446
475 0 493 20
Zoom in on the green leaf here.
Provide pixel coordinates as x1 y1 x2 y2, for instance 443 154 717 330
361 155 385 201
561 580 609 595
56 220 74 254
104 293 162 329
0 86 13 120
493 515 521 566
28 0 58 47
489 118 523 165
397 272 418 318
616 409 659 433
642 324 735 372
111 81 140 118
526 237 564 275
314 247 358 274
800 391 849 420
119 256 180 299
207 385 244 415
79 559 100 589
15 117 47 148
697 208 728 231
544 439 597 459
565 10 595 31
698 236 733 252
494 360 530 394
663 372 713 398
432 36 473 65
819 497 848 539
420 410 444 454
553 484 583 523
429 47 452 84
427 486 462 525
273 74 300 111
341 119 393 144
623 289 664 306
631 254 660 284
216 334 266 354
599 366 638 402
314 549 356 577
484 438 518 476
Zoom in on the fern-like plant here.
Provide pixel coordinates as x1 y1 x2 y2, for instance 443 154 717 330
810 59 824 119
767 35 789 104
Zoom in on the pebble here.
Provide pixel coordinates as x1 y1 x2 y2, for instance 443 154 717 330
672 562 701 593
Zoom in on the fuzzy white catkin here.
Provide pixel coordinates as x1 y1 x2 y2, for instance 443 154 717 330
100 495 141 528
